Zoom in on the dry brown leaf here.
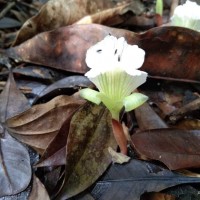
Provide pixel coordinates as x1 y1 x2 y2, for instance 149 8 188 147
6 95 85 154
132 129 200 170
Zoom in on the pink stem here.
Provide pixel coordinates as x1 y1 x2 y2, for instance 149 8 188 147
111 119 127 155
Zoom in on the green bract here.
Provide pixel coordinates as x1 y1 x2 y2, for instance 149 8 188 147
80 35 148 121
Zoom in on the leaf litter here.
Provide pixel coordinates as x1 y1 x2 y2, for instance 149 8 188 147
1 0 200 199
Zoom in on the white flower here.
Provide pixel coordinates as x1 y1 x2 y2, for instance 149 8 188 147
80 35 148 121
171 0 200 31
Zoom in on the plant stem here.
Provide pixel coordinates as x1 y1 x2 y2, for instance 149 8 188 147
111 119 127 155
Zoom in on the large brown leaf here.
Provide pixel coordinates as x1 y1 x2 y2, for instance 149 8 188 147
90 159 200 200
57 103 117 199
6 95 85 154
132 129 200 170
12 0 144 45
6 25 200 82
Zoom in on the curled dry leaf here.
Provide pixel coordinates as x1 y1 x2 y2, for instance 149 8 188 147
132 129 200 170
57 103 117 199
6 25 200 82
6 95 85 154
13 0 144 46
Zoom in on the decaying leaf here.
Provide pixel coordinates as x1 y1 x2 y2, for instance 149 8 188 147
13 0 144 45
6 95 85 154
6 25 200 82
57 103 117 199
132 129 200 170
90 159 200 200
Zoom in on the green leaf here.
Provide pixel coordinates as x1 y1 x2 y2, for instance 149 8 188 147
123 93 148 112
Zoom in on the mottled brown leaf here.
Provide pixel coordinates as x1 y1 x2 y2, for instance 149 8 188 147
7 25 200 82
13 0 144 45
6 95 85 154
132 129 200 170
57 103 117 199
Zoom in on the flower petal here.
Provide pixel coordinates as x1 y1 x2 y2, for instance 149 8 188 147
123 93 148 112
85 35 117 71
121 45 145 71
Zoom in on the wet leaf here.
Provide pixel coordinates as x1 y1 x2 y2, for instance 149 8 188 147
132 129 200 170
90 159 200 200
0 130 31 197
13 0 144 45
28 175 50 200
6 95 85 154
0 72 30 123
6 25 200 82
58 103 117 199
35 75 91 102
